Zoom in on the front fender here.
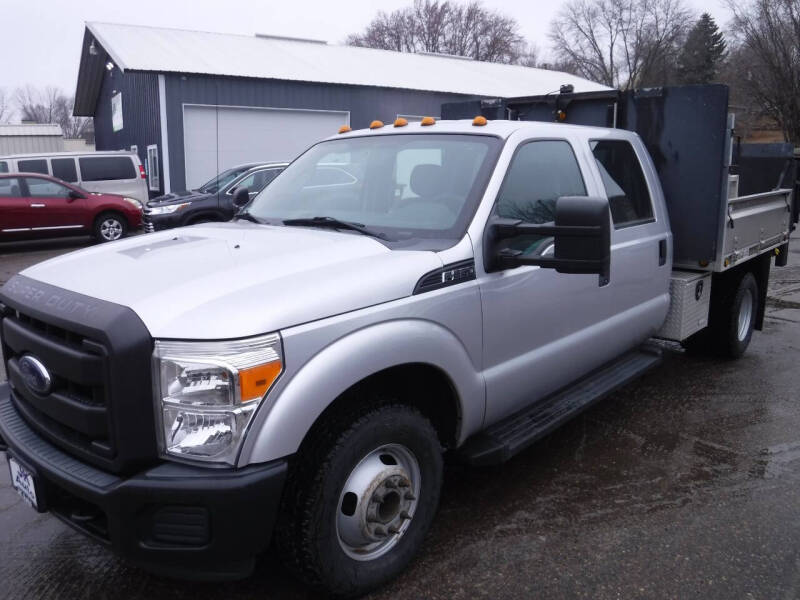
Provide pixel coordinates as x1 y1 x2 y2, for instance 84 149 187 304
239 319 485 465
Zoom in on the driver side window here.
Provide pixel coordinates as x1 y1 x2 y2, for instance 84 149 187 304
495 140 586 222
25 177 72 198
494 140 587 256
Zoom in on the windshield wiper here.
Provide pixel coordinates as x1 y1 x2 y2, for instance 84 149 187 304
236 211 264 224
282 216 390 240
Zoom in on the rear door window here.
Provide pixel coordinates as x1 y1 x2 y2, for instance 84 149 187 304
0 177 22 197
18 159 49 175
79 156 136 181
52 158 78 183
0 161 8 173
591 140 654 227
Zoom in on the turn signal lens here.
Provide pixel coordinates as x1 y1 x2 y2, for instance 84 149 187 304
369 120 384 129
472 115 487 126
394 117 408 127
556 110 567 122
420 116 435 126
239 361 282 403
338 125 352 134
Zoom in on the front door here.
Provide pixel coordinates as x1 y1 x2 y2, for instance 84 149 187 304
22 176 87 235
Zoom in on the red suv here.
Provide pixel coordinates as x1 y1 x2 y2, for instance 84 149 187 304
0 173 142 242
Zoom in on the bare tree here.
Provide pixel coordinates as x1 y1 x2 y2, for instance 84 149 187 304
0 88 12 124
347 0 526 64
725 0 800 143
13 85 91 139
549 0 692 89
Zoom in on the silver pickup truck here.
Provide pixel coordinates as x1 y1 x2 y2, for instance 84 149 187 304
0 87 796 596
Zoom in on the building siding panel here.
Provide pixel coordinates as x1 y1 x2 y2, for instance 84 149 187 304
94 70 163 197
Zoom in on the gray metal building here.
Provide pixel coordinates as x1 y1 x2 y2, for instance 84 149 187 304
74 22 607 197
0 124 65 155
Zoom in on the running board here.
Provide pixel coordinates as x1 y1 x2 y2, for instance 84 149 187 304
458 343 663 466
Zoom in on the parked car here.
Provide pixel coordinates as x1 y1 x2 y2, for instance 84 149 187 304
0 172 142 242
0 151 149 203
144 162 287 231
0 85 796 597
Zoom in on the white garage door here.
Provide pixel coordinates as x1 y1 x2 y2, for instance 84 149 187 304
183 105 349 189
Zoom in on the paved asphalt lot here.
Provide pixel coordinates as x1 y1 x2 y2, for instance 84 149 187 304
1 232 799 599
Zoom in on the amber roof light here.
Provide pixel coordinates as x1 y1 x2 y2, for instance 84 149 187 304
420 116 436 126
369 120 384 129
472 115 487 126
394 117 408 127
338 125 352 134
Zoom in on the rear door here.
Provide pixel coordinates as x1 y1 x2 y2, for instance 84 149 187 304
0 177 29 236
51 157 80 185
587 136 671 333
78 155 144 201
22 176 87 232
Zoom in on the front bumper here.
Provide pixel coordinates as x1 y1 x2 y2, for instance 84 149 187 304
0 383 288 580
142 212 182 233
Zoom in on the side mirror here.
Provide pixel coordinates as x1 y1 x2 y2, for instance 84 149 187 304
484 196 611 286
232 187 250 208
67 189 83 201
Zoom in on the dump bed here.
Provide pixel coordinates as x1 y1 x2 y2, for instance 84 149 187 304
442 84 797 271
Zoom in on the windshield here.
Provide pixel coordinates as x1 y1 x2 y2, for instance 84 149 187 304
246 134 501 241
198 166 254 194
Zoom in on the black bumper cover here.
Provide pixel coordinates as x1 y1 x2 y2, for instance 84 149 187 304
0 384 288 580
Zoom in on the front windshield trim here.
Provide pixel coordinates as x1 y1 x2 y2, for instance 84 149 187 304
247 133 505 248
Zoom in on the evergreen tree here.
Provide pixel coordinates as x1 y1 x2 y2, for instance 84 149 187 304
677 13 727 84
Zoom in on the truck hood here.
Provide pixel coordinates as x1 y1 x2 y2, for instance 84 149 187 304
19 223 443 339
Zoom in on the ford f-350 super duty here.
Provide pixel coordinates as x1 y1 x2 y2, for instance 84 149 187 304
0 84 796 597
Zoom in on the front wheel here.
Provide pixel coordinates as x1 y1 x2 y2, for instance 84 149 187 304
93 212 127 242
276 404 443 597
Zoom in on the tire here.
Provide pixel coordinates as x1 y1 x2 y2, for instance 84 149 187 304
718 272 758 358
93 212 127 242
275 404 443 597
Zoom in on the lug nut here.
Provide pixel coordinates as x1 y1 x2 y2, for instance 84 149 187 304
400 510 412 520
404 492 416 500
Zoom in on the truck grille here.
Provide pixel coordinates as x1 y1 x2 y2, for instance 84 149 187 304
2 308 116 461
0 275 158 474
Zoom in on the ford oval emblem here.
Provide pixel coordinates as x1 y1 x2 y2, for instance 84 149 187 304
18 355 52 395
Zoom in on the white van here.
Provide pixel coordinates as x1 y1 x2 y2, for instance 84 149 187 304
0 151 149 203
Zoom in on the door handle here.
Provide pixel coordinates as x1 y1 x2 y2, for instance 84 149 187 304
658 238 667 266
30 203 46 208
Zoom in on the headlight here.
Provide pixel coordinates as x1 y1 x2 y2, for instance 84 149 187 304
153 333 283 465
123 197 143 210
148 202 190 215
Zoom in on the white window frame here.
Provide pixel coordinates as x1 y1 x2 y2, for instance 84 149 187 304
146 144 160 192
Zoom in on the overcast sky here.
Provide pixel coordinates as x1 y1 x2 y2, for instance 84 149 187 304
2 0 733 105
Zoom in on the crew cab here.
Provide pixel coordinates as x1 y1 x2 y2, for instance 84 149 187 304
0 85 796 597
143 162 286 232
0 172 142 242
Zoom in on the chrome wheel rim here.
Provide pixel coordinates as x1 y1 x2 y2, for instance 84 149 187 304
335 443 421 561
738 289 754 341
100 218 123 241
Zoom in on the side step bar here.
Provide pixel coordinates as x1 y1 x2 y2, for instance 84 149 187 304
458 343 663 466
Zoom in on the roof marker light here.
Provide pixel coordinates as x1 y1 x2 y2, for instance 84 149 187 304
420 116 436 126
369 120 384 129
338 125 352 134
472 116 487 126
556 110 567 122
394 117 408 127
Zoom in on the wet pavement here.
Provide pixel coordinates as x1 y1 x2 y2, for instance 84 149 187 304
1 233 799 599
